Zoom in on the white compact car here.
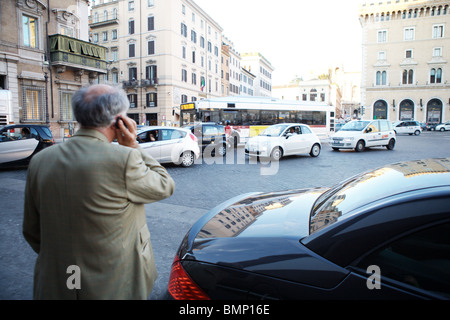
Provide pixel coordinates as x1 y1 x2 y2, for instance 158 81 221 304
329 120 396 152
245 123 321 160
393 120 422 135
436 121 450 132
136 126 200 167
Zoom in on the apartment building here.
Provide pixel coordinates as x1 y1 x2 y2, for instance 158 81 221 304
0 0 107 139
90 0 223 126
359 0 450 124
241 52 274 97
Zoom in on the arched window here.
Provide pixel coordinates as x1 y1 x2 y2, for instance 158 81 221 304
403 69 414 84
436 68 442 83
376 71 387 85
430 68 436 83
430 68 443 84
103 10 108 21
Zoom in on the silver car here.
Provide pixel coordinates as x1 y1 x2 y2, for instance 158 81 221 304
136 126 200 167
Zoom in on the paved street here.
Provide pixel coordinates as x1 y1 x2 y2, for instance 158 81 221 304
1 131 449 300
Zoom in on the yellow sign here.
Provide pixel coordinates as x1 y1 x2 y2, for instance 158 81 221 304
181 103 195 110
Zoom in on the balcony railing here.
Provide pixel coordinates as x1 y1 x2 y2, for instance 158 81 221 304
49 34 107 73
141 78 158 87
122 79 158 89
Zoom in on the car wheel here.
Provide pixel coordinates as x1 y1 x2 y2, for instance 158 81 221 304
270 147 282 161
180 151 195 167
386 138 395 150
310 143 321 157
440 127 445 132
414 130 421 136
355 140 365 152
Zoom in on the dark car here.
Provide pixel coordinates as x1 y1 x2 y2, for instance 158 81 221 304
426 122 439 131
167 158 450 300
183 123 228 156
0 124 54 168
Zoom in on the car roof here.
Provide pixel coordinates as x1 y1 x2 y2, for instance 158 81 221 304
304 158 450 266
137 126 191 133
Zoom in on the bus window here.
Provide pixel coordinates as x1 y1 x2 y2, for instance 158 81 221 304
242 110 260 125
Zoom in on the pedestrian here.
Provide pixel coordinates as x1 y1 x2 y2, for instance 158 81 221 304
22 84 175 300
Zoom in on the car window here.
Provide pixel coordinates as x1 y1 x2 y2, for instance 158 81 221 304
379 120 390 132
203 126 218 135
40 126 53 139
301 126 312 134
161 129 185 140
367 121 380 133
137 130 158 143
0 127 35 141
356 222 450 298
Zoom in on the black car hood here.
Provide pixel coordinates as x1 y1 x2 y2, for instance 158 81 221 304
180 188 350 288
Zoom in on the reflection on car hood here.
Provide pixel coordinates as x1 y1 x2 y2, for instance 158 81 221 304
330 130 363 138
179 188 351 288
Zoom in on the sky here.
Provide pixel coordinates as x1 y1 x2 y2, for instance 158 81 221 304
194 0 366 85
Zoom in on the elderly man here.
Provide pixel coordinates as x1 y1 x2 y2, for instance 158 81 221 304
23 84 175 299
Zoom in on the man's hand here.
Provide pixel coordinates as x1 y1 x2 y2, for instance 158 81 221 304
114 115 139 148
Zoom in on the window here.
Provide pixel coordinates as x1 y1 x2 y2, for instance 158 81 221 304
405 50 413 59
182 46 186 59
147 0 154 7
111 29 117 40
128 94 137 108
433 47 442 57
129 67 137 81
430 68 442 84
128 0 135 11
182 69 187 82
60 91 74 121
93 33 99 43
192 72 197 85
146 92 157 107
402 69 414 85
200 36 205 48
102 31 108 42
191 30 197 43
128 43 135 57
377 30 387 43
181 23 187 37
22 86 45 121
378 51 386 61
145 65 157 81
148 40 155 55
129 20 135 34
147 16 154 31
357 222 450 298
112 71 119 84
433 25 444 38
111 48 118 61
404 27 415 41
22 15 38 48
376 71 387 85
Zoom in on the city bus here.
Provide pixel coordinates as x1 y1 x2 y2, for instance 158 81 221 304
180 96 335 145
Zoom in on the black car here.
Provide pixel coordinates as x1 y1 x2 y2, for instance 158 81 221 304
167 158 450 299
0 124 54 168
183 123 228 156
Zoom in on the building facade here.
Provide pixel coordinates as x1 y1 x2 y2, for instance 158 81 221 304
359 0 450 124
0 0 107 139
241 52 274 97
90 0 223 126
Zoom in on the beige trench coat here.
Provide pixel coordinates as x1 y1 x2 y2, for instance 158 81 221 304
23 129 175 299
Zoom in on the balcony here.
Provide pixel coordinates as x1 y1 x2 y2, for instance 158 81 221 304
123 80 139 88
141 78 158 87
89 16 119 28
49 34 107 74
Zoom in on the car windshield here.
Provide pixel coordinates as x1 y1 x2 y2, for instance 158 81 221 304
259 124 289 137
340 121 370 131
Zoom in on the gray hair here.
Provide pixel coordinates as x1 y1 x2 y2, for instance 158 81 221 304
72 84 130 127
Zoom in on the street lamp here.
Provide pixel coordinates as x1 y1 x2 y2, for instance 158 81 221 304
42 60 50 125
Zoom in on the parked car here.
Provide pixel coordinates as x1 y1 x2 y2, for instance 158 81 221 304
136 126 200 167
436 121 450 132
183 123 228 156
167 158 450 300
329 119 396 152
0 124 54 168
419 122 427 131
245 123 321 160
426 122 439 131
393 120 422 135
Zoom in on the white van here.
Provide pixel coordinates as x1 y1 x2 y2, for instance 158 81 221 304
329 120 396 152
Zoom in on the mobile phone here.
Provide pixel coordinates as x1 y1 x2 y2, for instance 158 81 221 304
115 117 128 129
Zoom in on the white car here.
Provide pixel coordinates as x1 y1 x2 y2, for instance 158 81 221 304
329 120 396 152
136 126 200 167
245 123 321 160
393 120 422 135
436 121 450 132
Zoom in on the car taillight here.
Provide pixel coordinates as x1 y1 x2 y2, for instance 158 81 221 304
189 133 197 142
168 256 210 300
